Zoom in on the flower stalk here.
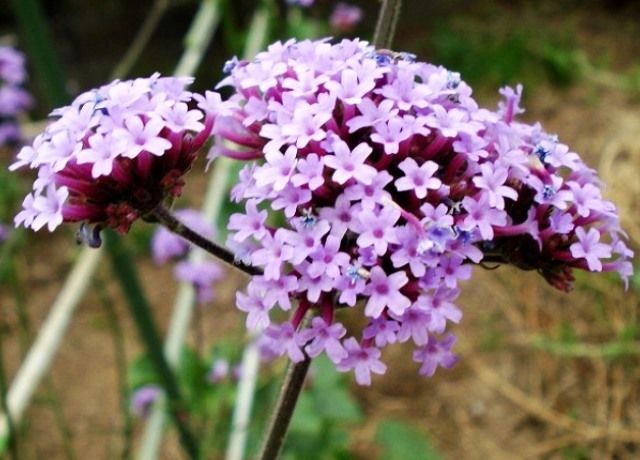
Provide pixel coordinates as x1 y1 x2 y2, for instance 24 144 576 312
258 356 312 460
151 204 262 277
254 1 407 458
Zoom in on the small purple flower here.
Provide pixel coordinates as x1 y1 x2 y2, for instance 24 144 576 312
364 266 411 318
237 283 273 331
131 385 161 419
263 322 305 362
363 316 400 348
472 163 517 209
336 338 386 386
297 317 347 363
569 227 612 271
413 335 458 377
356 206 400 255
251 229 295 280
207 359 230 383
229 200 268 243
395 157 441 199
323 139 377 185
174 260 224 304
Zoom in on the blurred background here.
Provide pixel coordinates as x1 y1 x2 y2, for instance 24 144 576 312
0 0 639 458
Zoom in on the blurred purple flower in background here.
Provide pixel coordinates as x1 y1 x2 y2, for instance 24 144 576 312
130 385 161 419
151 208 225 305
199 38 632 384
207 358 230 383
0 223 11 243
0 44 32 146
286 0 315 7
330 3 363 34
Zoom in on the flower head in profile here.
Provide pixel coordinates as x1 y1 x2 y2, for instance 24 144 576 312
0 45 32 145
12 74 213 239
202 38 631 384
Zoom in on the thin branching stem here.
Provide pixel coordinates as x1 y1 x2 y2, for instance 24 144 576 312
151 205 262 277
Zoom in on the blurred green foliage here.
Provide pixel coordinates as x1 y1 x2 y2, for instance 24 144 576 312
431 22 580 90
375 419 442 460
129 349 444 459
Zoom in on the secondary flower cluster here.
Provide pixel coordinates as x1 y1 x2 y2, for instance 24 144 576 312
12 74 212 237
0 45 32 146
202 38 632 384
151 208 224 304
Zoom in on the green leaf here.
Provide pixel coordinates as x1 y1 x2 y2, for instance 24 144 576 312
312 384 362 422
375 420 442 460
179 346 209 407
0 433 7 455
289 392 323 435
127 354 157 389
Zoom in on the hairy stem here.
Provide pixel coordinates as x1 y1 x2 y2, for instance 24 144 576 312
257 357 312 460
151 204 262 277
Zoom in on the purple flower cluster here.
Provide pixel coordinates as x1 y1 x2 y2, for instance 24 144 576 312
151 209 224 304
0 45 32 145
202 38 632 384
12 74 212 236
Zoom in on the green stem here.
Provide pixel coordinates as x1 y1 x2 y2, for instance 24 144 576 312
94 276 134 460
110 0 171 80
9 0 68 106
0 326 18 460
372 0 403 49
103 231 199 460
42 379 76 460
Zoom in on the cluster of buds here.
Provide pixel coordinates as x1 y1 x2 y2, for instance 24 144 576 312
0 45 32 146
199 38 632 384
12 74 213 239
